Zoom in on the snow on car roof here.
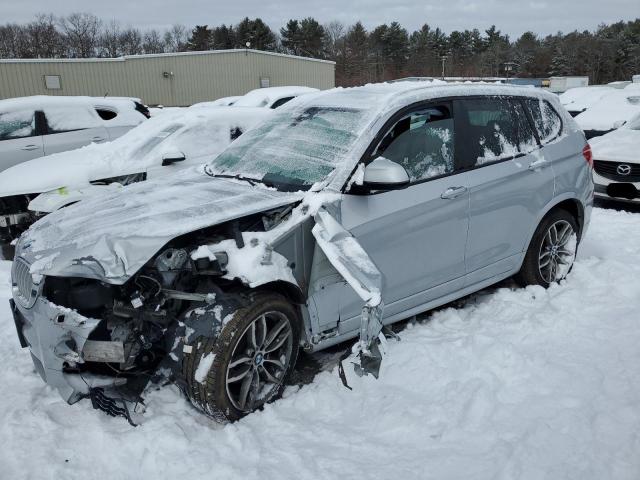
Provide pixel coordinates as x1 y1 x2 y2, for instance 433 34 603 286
575 88 640 131
559 86 617 113
191 96 242 108
232 86 320 107
0 95 146 127
0 106 273 197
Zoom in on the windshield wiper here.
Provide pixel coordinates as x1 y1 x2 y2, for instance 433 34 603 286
204 167 260 187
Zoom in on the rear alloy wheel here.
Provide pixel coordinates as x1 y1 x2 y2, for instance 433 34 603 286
537 219 577 284
183 293 300 422
515 208 579 288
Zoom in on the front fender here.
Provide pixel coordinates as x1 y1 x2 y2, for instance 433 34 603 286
29 184 123 213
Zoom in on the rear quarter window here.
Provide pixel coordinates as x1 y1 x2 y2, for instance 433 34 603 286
524 98 563 144
95 108 118 121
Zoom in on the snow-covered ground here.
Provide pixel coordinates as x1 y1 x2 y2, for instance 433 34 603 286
2 206 640 480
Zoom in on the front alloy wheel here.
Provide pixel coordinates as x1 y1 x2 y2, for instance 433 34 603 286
225 311 294 412
182 293 300 422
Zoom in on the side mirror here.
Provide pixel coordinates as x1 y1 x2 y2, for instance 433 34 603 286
161 151 186 166
362 157 410 190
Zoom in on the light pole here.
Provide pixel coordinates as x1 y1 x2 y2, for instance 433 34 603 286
440 55 448 80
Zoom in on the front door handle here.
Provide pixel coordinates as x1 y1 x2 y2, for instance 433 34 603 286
528 158 548 170
21 144 39 151
441 186 468 199
92 136 106 143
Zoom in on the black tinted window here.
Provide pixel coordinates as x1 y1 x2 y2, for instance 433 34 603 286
375 105 454 182
270 96 295 109
95 108 118 120
524 98 562 143
456 97 537 168
0 110 35 140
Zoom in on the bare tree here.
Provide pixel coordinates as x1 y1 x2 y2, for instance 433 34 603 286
0 24 25 58
24 14 62 58
324 20 345 59
163 24 187 52
143 29 164 54
119 27 142 55
100 20 121 57
59 12 102 57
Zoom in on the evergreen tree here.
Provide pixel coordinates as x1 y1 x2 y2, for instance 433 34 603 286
235 17 276 51
211 25 235 49
280 20 301 55
187 25 211 51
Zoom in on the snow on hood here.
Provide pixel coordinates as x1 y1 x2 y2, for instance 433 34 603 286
589 124 640 163
574 88 640 131
0 106 272 197
19 167 304 282
559 86 616 113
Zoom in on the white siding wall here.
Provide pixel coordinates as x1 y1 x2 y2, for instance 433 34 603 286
0 50 335 106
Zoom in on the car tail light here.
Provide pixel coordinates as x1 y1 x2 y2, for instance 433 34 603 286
582 144 593 168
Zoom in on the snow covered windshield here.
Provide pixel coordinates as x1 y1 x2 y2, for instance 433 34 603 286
207 106 367 191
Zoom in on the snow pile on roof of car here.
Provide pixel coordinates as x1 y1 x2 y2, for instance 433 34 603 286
575 84 640 131
232 86 320 107
0 95 146 128
0 106 272 197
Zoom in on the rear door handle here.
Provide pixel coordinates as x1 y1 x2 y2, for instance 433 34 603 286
21 144 39 151
528 158 548 170
92 136 106 143
441 186 468 199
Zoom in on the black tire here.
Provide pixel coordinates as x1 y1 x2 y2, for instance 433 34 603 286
515 208 579 288
182 293 300 422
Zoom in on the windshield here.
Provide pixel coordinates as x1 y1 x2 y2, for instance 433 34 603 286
207 106 367 191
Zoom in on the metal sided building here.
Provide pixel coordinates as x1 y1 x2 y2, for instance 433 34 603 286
0 49 336 106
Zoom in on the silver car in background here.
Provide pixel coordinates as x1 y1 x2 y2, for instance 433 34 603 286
10 82 593 424
0 95 148 173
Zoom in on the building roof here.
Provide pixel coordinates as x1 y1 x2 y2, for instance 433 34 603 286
0 48 336 65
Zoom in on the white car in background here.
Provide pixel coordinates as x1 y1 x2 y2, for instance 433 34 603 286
575 84 640 139
0 96 148 172
590 114 640 204
190 95 242 108
232 86 319 109
559 86 616 117
0 106 273 251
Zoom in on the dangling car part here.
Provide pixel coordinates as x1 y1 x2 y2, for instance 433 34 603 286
11 81 592 423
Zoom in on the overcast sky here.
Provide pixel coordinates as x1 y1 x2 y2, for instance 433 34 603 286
4 0 639 37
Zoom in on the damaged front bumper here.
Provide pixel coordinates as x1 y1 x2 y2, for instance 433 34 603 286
10 296 126 404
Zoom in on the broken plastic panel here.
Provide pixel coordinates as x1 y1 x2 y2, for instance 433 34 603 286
311 208 385 378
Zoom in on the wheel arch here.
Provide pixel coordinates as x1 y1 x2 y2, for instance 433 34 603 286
522 194 585 255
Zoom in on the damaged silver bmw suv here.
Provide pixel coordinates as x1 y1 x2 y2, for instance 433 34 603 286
11 82 593 423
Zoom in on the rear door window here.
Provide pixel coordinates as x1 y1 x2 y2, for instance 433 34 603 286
43 105 102 134
524 98 562 143
455 97 538 168
373 104 455 183
0 110 36 140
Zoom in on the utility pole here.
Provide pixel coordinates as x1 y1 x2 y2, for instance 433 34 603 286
440 55 448 80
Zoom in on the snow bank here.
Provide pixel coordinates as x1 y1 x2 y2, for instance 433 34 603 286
2 207 640 479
